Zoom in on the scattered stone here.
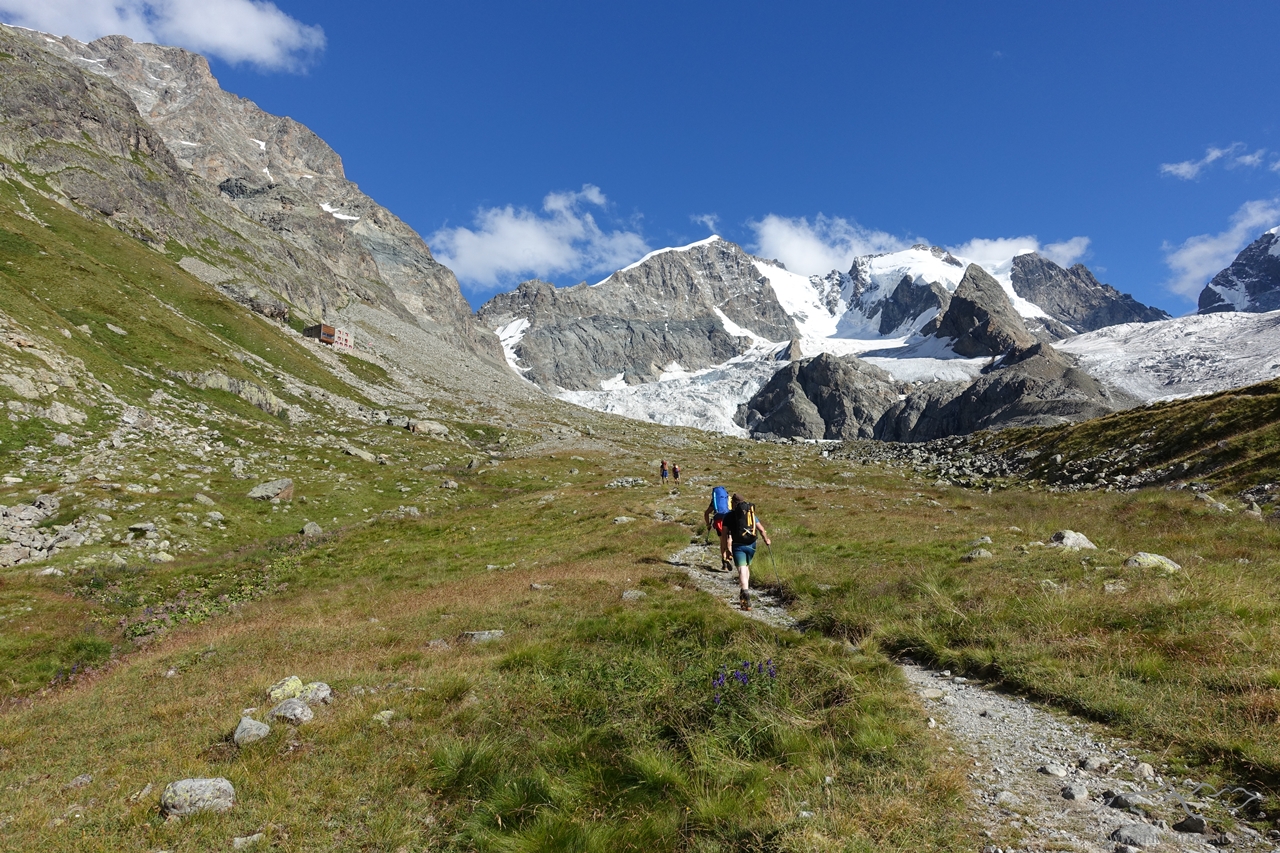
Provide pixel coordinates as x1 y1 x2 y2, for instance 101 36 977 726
1123 553 1180 573
37 567 65 577
1134 762 1156 780
460 630 504 643
621 589 646 601
969 536 993 546
994 790 1020 807
1173 814 1208 834
1194 492 1231 513
1109 823 1161 848
160 777 235 816
530 582 553 590
65 773 92 789
1103 580 1128 594
440 480 459 490
920 688 945 700
962 548 993 561
207 511 225 523
1080 756 1111 773
232 833 264 849
298 682 332 704
193 493 216 506
105 323 128 336
612 516 635 524
267 698 313 726
233 717 270 747
1048 530 1097 550
343 444 377 463
1038 763 1069 777
425 639 451 651
1061 783 1089 800
127 782 153 803
605 477 647 488
372 710 394 725
150 552 174 563
300 521 323 537
266 676 304 701
1107 791 1153 809
247 478 293 501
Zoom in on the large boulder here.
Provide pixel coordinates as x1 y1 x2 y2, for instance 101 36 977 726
744 352 900 440
248 479 293 501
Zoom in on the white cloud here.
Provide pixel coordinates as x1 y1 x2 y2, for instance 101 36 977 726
691 213 719 233
1041 236 1091 267
1162 198 1280 298
748 214 912 275
0 0 324 70
431 185 649 291
1158 143 1271 180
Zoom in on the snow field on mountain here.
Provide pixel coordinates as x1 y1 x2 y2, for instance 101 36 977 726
494 317 531 373
1057 309 1280 401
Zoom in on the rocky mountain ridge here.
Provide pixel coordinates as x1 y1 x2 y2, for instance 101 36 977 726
1198 227 1280 314
0 24 501 366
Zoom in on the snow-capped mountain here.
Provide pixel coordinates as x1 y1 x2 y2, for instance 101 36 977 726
1199 227 1280 314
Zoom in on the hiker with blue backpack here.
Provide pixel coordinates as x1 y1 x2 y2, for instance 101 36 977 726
728 493 770 611
704 485 733 571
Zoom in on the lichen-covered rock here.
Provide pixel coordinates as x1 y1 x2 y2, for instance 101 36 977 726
233 717 270 747
160 777 235 816
268 698 313 725
1123 552 1181 573
301 521 323 537
962 548 993 561
298 681 332 705
266 675 304 701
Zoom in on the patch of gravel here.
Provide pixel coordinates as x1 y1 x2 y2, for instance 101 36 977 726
666 543 797 631
901 663 1275 852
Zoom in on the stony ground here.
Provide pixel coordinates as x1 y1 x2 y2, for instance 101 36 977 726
671 537 1276 853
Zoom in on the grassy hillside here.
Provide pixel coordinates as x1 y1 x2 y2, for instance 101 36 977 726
3 171 1280 849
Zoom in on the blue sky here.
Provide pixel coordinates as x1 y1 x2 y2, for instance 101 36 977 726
5 1 1280 312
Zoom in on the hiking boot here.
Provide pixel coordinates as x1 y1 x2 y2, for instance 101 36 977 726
739 590 751 611
721 558 733 573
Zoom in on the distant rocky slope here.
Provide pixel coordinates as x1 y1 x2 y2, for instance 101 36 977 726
920 264 1038 357
1198 227 1280 314
477 238 798 390
1010 254 1170 332
0 25 501 364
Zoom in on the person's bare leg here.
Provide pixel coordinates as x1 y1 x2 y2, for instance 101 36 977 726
738 563 750 591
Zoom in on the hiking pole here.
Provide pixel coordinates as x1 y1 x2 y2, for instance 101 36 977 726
765 540 782 593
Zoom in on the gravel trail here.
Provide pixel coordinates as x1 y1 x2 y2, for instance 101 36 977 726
668 538 1275 852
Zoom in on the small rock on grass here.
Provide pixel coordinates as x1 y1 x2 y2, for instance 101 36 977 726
621 589 646 600
1049 530 1097 550
266 676 303 701
267 698 313 726
962 548 993 561
1123 553 1180 573
1038 763 1069 777
1080 756 1110 772
233 717 270 747
372 710 394 725
300 521 322 537
1061 783 1089 800
298 681 332 704
233 833 264 849
65 773 92 789
160 777 235 816
613 516 635 524
460 630 503 643
994 790 1020 807
247 478 294 501
1110 823 1161 848
1173 815 1208 834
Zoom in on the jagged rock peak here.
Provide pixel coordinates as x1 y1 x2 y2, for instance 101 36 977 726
1011 253 1169 334
923 264 1037 358
1198 227 1280 314
743 353 901 441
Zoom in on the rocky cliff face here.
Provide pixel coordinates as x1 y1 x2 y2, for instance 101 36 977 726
1011 253 1169 333
874 343 1131 442
1198 227 1280 314
921 264 1038 357
477 238 799 390
741 353 901 440
0 25 501 364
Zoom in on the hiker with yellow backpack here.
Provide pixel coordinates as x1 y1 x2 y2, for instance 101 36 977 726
727 493 771 611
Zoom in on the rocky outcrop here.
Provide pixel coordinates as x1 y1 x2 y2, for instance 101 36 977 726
477 238 799 390
742 353 901 440
877 274 952 336
922 264 1038 357
1198 227 1280 314
1011 253 1169 334
0 25 502 365
874 343 1132 442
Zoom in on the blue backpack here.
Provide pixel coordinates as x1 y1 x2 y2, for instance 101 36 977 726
711 486 730 516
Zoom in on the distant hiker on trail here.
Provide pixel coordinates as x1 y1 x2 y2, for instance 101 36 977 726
660 460 669 484
728 493 771 611
672 464 680 485
704 485 732 571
